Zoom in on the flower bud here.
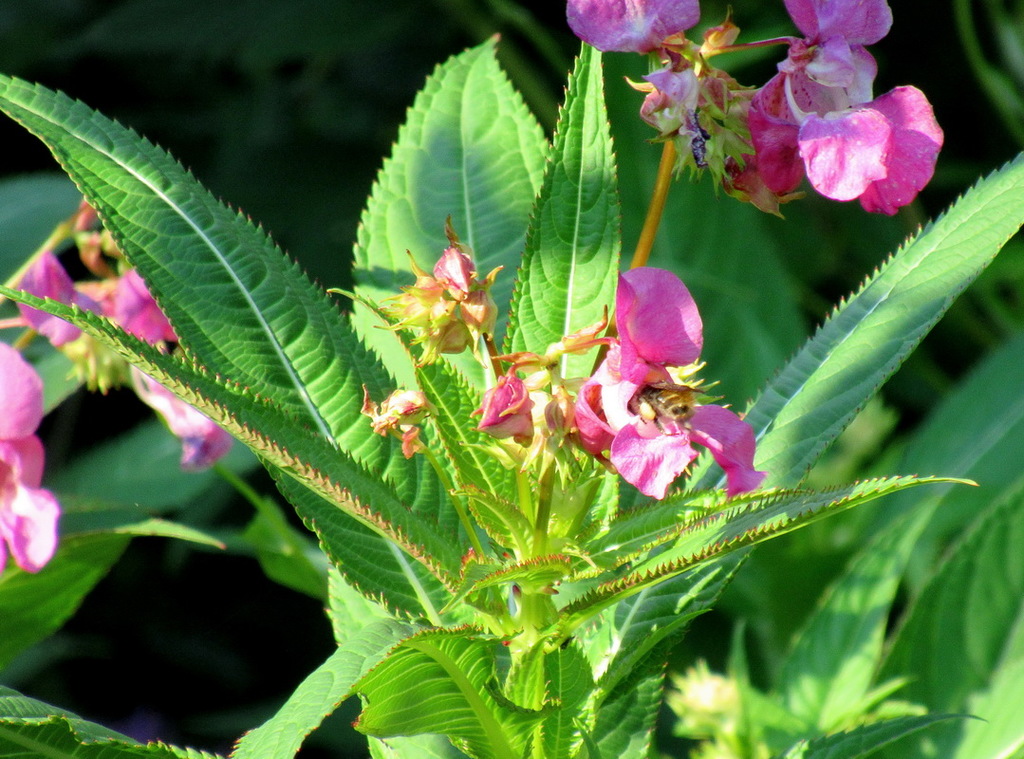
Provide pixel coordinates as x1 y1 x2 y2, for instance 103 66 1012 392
474 373 534 443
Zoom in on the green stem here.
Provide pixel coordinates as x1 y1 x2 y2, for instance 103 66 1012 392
531 464 554 557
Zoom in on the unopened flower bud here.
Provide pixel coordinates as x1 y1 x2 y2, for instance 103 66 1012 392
474 374 534 443
461 289 497 338
433 245 475 299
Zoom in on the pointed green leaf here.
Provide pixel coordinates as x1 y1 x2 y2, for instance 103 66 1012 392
584 489 743 569
0 685 223 758
775 715 961 759
577 560 737 697
354 629 541 759
232 619 417 759
562 477 959 624
0 287 464 589
275 475 455 623
369 734 467 758
505 43 620 381
541 643 595 758
777 508 934 731
865 329 1024 575
354 38 548 387
0 72 437 531
327 567 394 647
880 484 1024 759
588 664 663 759
415 359 515 505
695 154 1024 491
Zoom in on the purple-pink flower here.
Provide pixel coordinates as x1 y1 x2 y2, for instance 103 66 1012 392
0 343 60 573
567 0 700 53
16 252 230 470
131 371 234 471
575 268 764 499
749 0 942 214
16 251 101 346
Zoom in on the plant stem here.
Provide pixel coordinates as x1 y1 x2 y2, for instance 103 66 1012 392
630 140 676 269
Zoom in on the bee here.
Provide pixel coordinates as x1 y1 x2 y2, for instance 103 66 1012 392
629 381 698 430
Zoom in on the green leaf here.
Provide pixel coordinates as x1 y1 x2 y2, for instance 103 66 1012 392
774 715 961 759
698 153 1024 491
541 643 595 759
563 477 957 625
864 329 1024 582
587 663 663 759
776 508 935 731
0 288 463 590
0 534 129 670
580 560 737 697
505 43 620 381
415 359 514 507
879 484 1024 759
241 502 327 599
354 629 541 759
276 475 455 623
0 72 436 532
232 619 417 759
326 567 393 647
353 37 548 387
0 685 222 758
369 734 468 759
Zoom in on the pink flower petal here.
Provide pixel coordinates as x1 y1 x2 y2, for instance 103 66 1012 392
567 0 700 52
113 270 177 344
1 483 60 573
132 371 233 470
16 251 86 347
617 268 702 383
610 423 699 499
0 344 44 440
688 405 766 495
799 107 890 200
858 86 943 214
0 437 46 488
749 89 805 194
575 377 616 455
784 0 892 45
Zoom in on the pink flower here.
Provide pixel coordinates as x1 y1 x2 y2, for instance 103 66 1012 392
110 270 177 344
749 0 942 213
131 370 234 471
575 268 764 499
17 251 101 346
567 0 700 53
0 343 60 573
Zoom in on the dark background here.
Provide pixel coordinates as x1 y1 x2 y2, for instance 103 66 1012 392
1 1 1021 756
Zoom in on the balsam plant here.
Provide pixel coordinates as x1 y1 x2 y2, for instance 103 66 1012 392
1 2 1024 758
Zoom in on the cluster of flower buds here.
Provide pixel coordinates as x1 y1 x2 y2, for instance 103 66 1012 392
382 219 500 365
367 229 763 503
5 201 233 472
567 0 943 215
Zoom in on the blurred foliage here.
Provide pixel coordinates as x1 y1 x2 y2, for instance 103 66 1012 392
1 1 1022 757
